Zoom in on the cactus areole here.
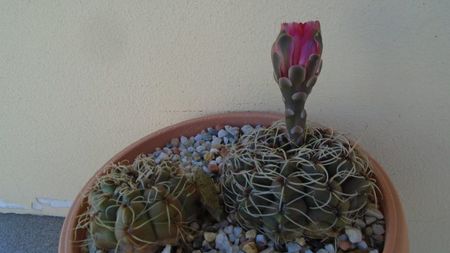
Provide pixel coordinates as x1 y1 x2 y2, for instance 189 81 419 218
271 21 323 146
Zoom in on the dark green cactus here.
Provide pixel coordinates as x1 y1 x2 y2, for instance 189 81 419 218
76 155 222 252
221 121 377 242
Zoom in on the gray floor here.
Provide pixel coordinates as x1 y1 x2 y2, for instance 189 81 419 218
0 213 64 253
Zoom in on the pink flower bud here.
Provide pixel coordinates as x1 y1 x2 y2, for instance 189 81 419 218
272 21 322 79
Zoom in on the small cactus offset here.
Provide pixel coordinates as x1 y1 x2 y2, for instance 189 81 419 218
271 21 322 146
76 155 222 252
221 121 377 242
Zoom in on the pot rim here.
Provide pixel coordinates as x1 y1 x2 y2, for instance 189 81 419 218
59 111 408 253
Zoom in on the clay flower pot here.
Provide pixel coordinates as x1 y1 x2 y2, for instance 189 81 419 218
59 112 409 253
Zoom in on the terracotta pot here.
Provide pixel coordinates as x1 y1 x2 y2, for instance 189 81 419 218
59 112 409 253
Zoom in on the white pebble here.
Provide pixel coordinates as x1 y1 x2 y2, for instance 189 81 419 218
161 245 171 253
372 224 385 235
317 249 328 253
204 232 217 242
218 129 228 138
357 241 368 249
233 226 242 237
286 242 302 253
224 225 233 234
365 216 377 224
324 243 335 253
241 125 254 135
260 247 275 253
245 229 257 240
255 234 267 245
345 226 363 243
215 231 232 253
366 208 384 219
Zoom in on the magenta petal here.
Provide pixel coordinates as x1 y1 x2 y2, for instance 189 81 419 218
273 21 322 77
299 41 316 65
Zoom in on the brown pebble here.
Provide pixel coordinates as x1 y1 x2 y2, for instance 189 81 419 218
241 241 258 253
208 163 220 174
338 240 353 251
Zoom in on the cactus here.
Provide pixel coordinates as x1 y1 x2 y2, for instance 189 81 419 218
221 121 378 242
76 155 222 252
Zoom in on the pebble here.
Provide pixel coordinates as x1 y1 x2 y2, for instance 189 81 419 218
345 227 363 243
357 241 368 250
208 163 220 174
317 249 328 253
180 136 188 145
196 145 206 153
204 152 214 162
295 237 306 246
241 125 254 135
355 219 366 228
195 134 204 142
233 226 242 237
260 247 275 253
286 242 302 252
225 125 239 136
241 242 258 253
372 224 385 235
161 245 171 253
215 231 232 253
193 250 202 253
369 250 379 253
338 240 352 251
193 152 201 161
365 226 373 236
365 216 377 224
304 249 313 253
337 234 348 241
155 152 168 163
324 243 335 253
204 232 217 242
366 208 384 219
207 127 218 135
224 225 234 234
245 229 257 240
203 240 213 250
255 234 267 246
218 129 228 138
211 136 222 148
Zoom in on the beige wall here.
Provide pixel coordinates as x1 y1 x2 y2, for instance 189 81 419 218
1 0 449 251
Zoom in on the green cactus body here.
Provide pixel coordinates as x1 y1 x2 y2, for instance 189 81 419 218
221 121 377 242
77 155 221 252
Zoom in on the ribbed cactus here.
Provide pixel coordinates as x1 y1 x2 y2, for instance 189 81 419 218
76 155 222 252
221 121 377 242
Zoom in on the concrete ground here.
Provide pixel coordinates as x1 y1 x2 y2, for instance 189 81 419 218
0 213 64 253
